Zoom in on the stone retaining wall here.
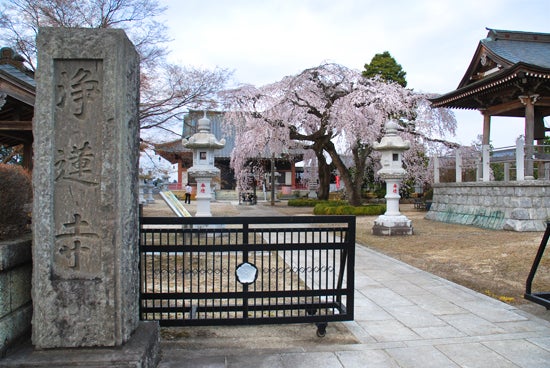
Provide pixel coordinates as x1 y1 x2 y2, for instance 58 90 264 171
0 235 32 357
425 181 550 231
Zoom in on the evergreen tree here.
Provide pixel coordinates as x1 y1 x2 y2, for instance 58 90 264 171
362 51 407 87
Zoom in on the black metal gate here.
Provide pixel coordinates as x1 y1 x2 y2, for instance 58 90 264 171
525 221 550 309
139 215 355 335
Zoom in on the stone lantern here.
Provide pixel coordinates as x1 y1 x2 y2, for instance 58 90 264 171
372 119 413 235
182 113 225 216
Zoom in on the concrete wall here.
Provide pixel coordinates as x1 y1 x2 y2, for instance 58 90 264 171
425 181 550 231
0 235 32 357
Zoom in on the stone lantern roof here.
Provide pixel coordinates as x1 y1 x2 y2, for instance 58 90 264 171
373 120 410 152
182 114 226 149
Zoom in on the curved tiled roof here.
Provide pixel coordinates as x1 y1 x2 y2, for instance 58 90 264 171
430 28 550 112
0 64 36 88
482 28 550 69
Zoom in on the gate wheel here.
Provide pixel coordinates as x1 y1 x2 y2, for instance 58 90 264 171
316 323 327 337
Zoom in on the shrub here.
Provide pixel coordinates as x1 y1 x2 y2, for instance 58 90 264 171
0 164 32 240
313 203 385 216
288 198 320 207
288 198 349 207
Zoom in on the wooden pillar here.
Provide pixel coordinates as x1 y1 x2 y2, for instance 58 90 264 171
22 141 33 171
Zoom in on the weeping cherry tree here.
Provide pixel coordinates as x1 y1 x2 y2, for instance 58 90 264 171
220 63 456 205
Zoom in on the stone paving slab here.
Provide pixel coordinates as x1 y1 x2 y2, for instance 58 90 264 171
159 242 550 367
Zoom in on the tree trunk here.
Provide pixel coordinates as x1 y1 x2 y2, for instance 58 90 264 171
316 152 331 200
324 141 368 206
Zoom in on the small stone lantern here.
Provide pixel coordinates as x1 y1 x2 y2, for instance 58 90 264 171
372 119 413 235
182 113 225 216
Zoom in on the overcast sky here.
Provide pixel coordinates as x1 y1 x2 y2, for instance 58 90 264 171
158 0 549 147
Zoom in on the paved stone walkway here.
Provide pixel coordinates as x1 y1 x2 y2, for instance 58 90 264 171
157 200 550 367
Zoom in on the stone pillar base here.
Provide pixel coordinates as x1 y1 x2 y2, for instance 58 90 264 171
0 322 160 368
372 215 413 236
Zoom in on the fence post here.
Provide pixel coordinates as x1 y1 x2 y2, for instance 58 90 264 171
455 149 462 183
482 144 490 182
504 163 510 181
433 156 440 183
516 136 525 181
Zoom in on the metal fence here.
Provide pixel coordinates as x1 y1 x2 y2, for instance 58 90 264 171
139 215 355 336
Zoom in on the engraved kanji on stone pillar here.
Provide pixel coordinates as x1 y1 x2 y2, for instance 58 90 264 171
33 28 140 349
56 65 101 120
54 213 100 278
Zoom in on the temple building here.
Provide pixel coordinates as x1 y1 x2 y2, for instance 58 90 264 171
154 110 235 189
0 47 35 169
154 110 305 195
426 28 550 231
430 28 550 178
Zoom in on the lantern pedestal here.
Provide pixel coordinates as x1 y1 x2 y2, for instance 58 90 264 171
372 177 413 235
194 177 214 217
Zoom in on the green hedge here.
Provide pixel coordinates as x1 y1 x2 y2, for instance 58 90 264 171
313 203 386 216
287 198 347 207
288 198 385 216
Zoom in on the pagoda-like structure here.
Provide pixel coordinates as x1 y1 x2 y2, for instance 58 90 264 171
182 113 225 216
430 28 550 178
427 28 550 231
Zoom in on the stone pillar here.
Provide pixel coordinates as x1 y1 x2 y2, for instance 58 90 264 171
504 163 511 182
146 182 155 203
516 136 525 181
482 111 491 145
139 181 147 205
455 149 462 183
520 95 539 179
433 156 440 184
482 144 490 182
33 28 144 349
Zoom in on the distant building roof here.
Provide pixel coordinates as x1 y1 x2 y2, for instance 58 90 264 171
154 110 234 165
0 64 35 89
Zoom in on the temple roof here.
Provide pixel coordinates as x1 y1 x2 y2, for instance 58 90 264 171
430 28 550 116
